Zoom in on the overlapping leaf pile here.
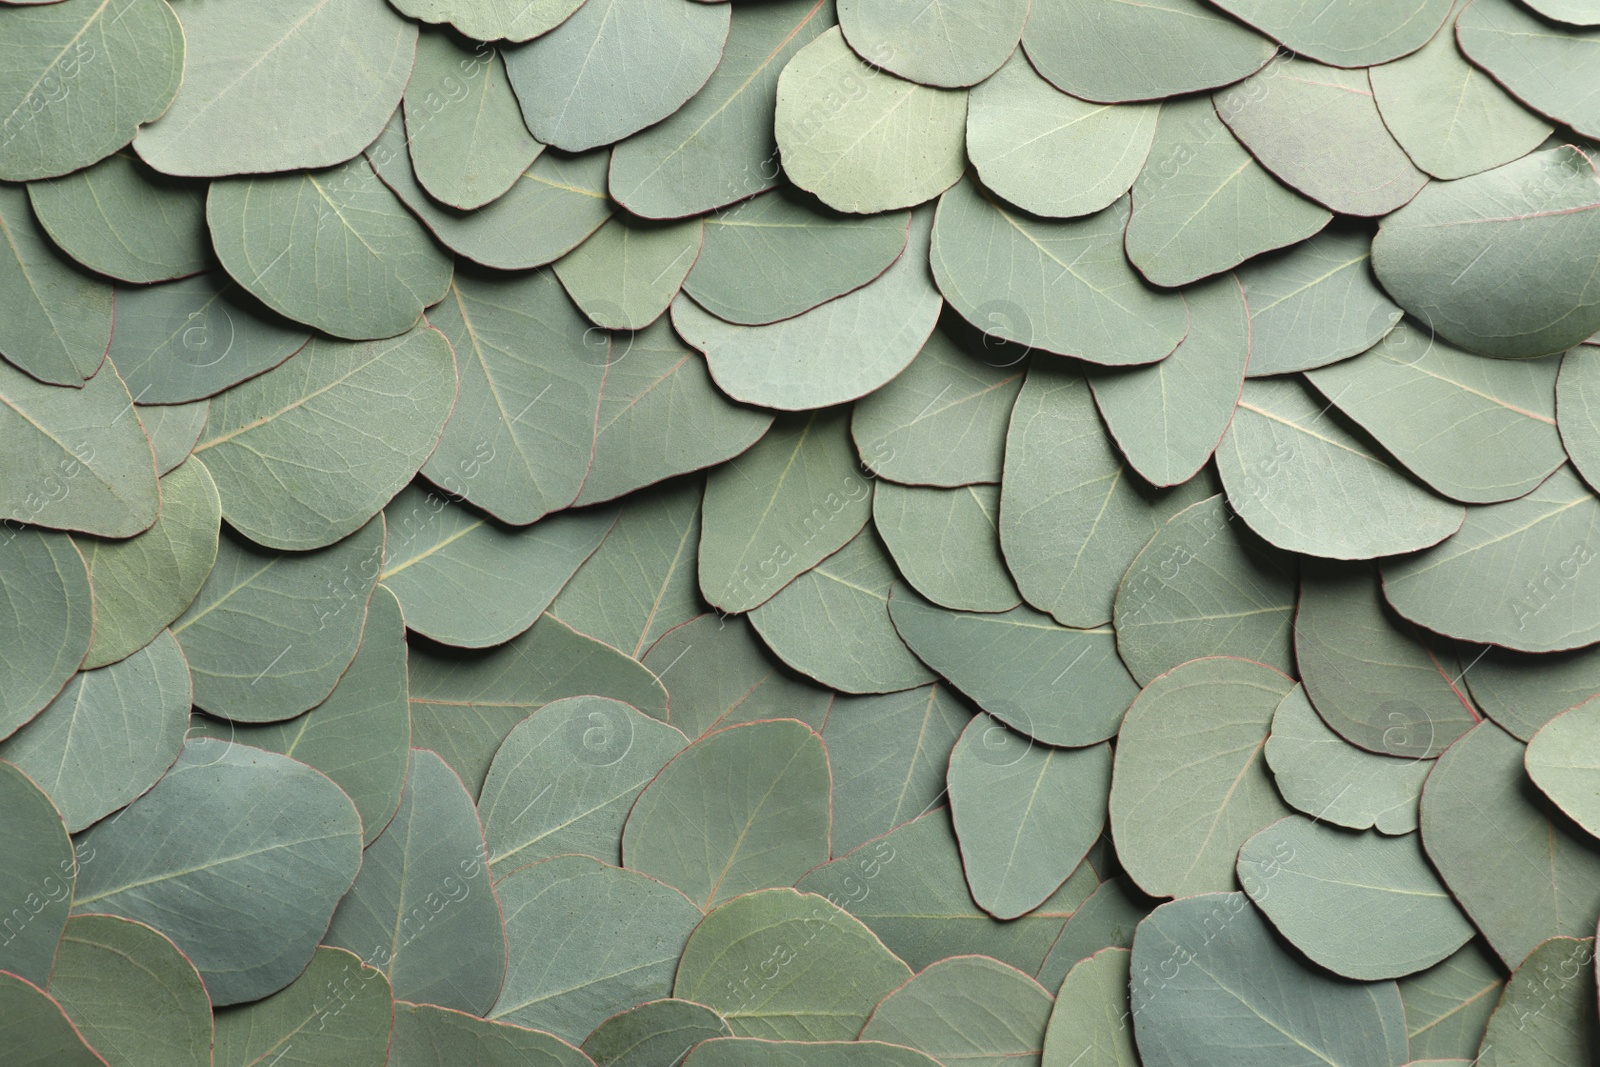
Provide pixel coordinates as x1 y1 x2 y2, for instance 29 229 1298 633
3 0 1600 1063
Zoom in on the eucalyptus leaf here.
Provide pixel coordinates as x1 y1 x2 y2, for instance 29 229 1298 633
581 1000 732 1067
1040 948 1138 1067
393 1001 594 1067
1465 644 1600 740
873 482 1018 611
1525 696 1600 838
138 400 208 476
684 1038 943 1067
555 215 704 331
0 527 92 740
1397 940 1505 1062
1036 879 1153 993
838 0 1027 88
1475 936 1600 1067
1560 348 1600 494
211 946 392 1067
0 972 107 1067
1205 0 1453 66
0 758 74 986
1456 0 1600 141
860 955 1053 1067
385 0 583 43
0 183 113 385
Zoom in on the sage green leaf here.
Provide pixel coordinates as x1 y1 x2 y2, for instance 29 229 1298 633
1561 349 1600 493
749 530 936 693
1265 684 1430 835
573 324 773 506
138 400 207 476
1021 0 1276 103
581 999 731 1067
408 612 669 795
1235 224 1402 377
1040 948 1138 1067
132 0 417 177
968 52 1159 220
393 1001 593 1067
1129 892 1410 1067
850 315 1025 487
1420 720 1600 968
555 215 704 331
889 590 1137 746
674 888 912 1040
368 113 614 271
1398 941 1505 1061
420 271 606 525
1297 560 1479 758
1036 879 1153 992
622 718 829 909
405 33 543 212
673 207 941 410
208 161 454 342
491 855 702 1042
504 0 729 152
47 914 211 1067
775 28 966 213
1218 377 1466 559
1113 493 1298 685
1476 936 1600 1066
1125 99 1331 289
698 407 871 613
683 189 908 325
325 749 507 1014
1206 0 1452 66
0 631 188 833
1089 276 1249 485
0 527 92 740
1381 465 1600 653
1526 697 1600 838
608 0 835 219
26 152 207 284
838 0 1026 88
0 759 73 985
949 715 1110 919
1238 816 1474 980
78 458 219 669
0 183 112 385
1109 656 1296 898
861 955 1052 1067
1217 57 1428 216
931 177 1189 365
999 362 1215 627
192 584 410 846
1521 0 1600 22
0 0 181 181
381 484 615 649
1457 0 1600 141
1368 2 1552 180
171 517 381 722
1466 644 1600 740
873 482 1018 612
0 973 106 1067
550 478 701 655
685 1039 942 1067
822 683 968 855
73 738 363 1005
386 0 583 43
0 357 158 537
105 272 312 406
211 946 392 1067
480 696 687 875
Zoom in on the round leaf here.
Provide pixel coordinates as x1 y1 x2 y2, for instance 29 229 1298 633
1475 936 1599 1066
873 482 1019 612
1465 644 1600 741
838 0 1027 88
554 215 704 332
1559 348 1600 494
685 1038 942 1067
1040 948 1138 1067
1456 0 1600 142
393 1001 592 1067
138 400 208 477
1206 0 1454 66
581 999 731 1067
385 0 581 43
860 955 1053 1067
0 972 107 1067
0 527 93 740
0 758 74 986
0 183 112 386
1397 940 1505 1061
211 946 392 1067
1526 696 1600 839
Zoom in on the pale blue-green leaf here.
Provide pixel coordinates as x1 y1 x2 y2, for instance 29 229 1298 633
0 183 112 386
1205 0 1453 66
839 0 1028 88
554 215 703 331
0 758 74 986
1457 0 1600 141
873 482 1018 612
0 527 92 740
861 955 1053 1067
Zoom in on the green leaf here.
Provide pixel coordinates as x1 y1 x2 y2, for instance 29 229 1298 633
1036 879 1153 993
673 207 941 410
554 215 704 331
861 955 1052 1067
1129 892 1410 1067
0 758 74 986
1265 684 1430 835
0 0 181 181
1398 941 1506 1061
968 52 1159 220
0 527 92 740
1380 465 1600 653
581 999 731 1067
1521 0 1600 22
73 738 363 1005
674 888 912 1040
1021 0 1275 103
0 630 188 833
1040 948 1138 1067
504 0 729 152
139 400 208 476
385 0 583 43
211 946 392 1067
407 612 669 795
1113 494 1298 685
0 183 113 385
931 177 1189 365
1560 349 1600 494
393 1001 592 1067
889 589 1137 746
839 0 1027 88
1420 720 1600 968
405 33 543 211
1109 656 1296 898
490 855 702 1043
1476 936 1600 1066
48 915 211 1067
684 1039 942 1067
1465 644 1600 741
1217 57 1428 216
381 484 616 649
775 28 967 214
26 152 207 284
608 0 835 219
1206 0 1453 65
873 482 1018 611
0 972 107 1067
1217 377 1466 559
1457 0 1600 142
1526 696 1600 838
420 271 607 526
325 749 507 1014
480 695 687 875
133 0 416 177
